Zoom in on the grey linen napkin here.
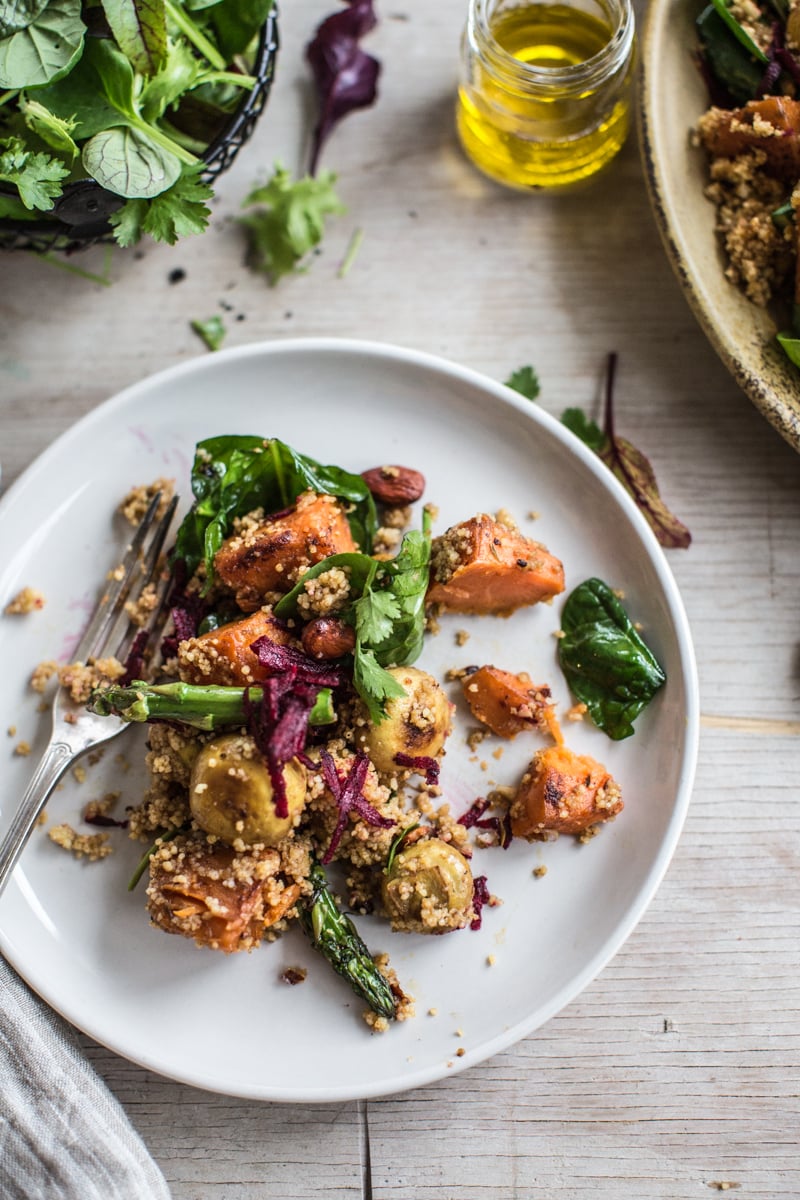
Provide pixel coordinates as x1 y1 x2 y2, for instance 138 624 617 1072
0 956 171 1200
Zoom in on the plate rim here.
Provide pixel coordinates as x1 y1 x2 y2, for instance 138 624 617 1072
0 336 700 1101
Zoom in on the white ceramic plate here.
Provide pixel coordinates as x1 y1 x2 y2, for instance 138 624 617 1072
0 339 698 1101
639 0 800 452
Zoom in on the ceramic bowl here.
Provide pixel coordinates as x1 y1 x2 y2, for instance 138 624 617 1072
638 0 800 452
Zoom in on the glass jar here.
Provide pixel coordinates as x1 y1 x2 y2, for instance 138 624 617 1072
456 0 636 191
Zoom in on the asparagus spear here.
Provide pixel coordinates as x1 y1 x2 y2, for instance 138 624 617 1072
299 861 397 1020
88 681 336 730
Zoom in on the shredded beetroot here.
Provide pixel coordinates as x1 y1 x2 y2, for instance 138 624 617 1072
250 635 344 687
160 559 212 659
393 752 440 786
470 875 491 931
319 749 395 864
84 813 129 829
243 673 322 818
121 629 150 686
458 797 513 850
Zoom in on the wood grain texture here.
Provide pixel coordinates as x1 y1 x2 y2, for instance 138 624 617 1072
2 0 799 1196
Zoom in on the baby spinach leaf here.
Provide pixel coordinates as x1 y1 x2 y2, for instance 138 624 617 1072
82 124 182 197
100 0 167 78
209 0 274 61
505 364 540 401
697 6 765 103
0 133 68 208
0 0 85 89
776 331 800 366
173 436 378 581
709 0 769 62
240 164 345 285
558 578 666 740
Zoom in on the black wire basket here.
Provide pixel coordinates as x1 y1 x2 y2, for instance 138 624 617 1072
0 11 279 254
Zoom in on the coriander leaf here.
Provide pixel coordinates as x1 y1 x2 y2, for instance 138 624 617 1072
240 163 345 284
82 125 182 197
191 314 226 351
108 196 147 245
561 406 606 452
0 0 85 89
352 644 406 725
306 0 380 176
19 94 79 158
0 134 68 208
353 588 401 645
505 364 540 401
101 0 167 77
558 577 666 740
276 514 432 721
134 166 212 242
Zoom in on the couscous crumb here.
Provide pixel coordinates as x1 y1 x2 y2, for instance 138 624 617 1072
4 587 45 615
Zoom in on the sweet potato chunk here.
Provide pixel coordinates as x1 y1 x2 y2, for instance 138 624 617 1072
147 838 303 952
697 98 800 182
510 744 622 838
214 490 357 610
177 609 292 686
461 666 558 739
427 514 564 615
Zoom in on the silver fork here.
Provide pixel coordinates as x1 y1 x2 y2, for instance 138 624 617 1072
0 491 179 898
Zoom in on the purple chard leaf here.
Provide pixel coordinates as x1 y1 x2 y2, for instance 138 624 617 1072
563 354 691 550
306 0 381 176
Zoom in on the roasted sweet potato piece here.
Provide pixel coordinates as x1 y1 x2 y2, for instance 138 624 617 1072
214 490 357 610
697 98 800 182
461 666 559 739
427 514 564 615
147 839 303 952
177 609 293 686
510 744 622 838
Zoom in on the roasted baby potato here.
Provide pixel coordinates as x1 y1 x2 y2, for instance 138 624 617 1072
358 666 452 774
189 733 307 846
382 837 474 934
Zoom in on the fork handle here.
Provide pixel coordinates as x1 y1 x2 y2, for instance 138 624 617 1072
0 741 74 898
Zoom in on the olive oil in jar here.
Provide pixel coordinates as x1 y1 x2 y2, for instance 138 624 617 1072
457 0 635 190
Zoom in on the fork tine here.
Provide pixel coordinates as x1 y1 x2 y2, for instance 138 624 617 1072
73 491 166 664
114 495 180 670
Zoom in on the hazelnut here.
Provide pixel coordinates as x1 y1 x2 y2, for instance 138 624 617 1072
301 617 356 660
361 465 426 505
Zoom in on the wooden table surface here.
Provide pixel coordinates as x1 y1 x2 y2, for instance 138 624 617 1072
2 1 799 1196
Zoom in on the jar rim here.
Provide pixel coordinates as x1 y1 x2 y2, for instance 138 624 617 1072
468 0 635 89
